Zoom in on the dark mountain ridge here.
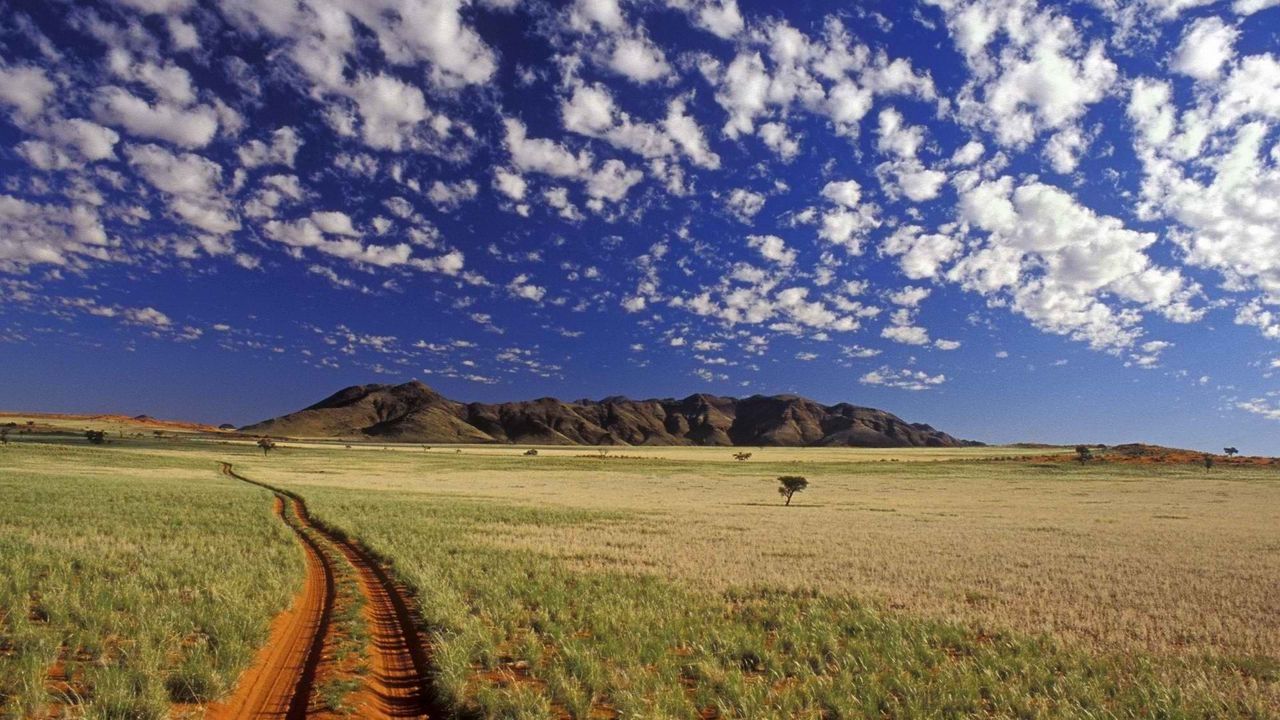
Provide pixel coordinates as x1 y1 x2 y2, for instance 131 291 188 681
242 380 978 447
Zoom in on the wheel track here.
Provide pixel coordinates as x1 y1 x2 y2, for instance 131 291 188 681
209 463 437 719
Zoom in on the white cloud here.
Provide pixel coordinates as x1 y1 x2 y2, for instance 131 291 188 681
493 168 527 201
586 159 643 201
725 188 766 222
1171 16 1239 81
0 196 110 269
125 143 240 234
18 119 120 170
816 181 879 254
94 86 218 148
881 225 962 279
111 0 194 13
667 0 744 38
664 98 721 169
428 179 480 211
951 140 985 165
0 65 55 118
507 274 547 302
947 176 1201 350
237 127 302 168
860 366 946 390
504 118 593 178
747 234 796 266
928 0 1117 147
1043 126 1088 173
608 37 671 83
221 0 498 90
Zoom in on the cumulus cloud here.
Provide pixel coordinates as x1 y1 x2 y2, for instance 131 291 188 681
608 37 671 83
428 179 480 211
927 0 1117 147
94 86 219 148
947 176 1201 350
747 234 796 266
0 65 55 118
1171 16 1239 81
860 366 946 390
125 143 240 234
725 188 766 222
238 127 302 168
0 196 110 269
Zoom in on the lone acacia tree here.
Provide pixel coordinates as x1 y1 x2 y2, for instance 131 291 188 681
85 430 106 445
777 475 808 506
1224 447 1239 457
257 438 276 456
1075 445 1093 463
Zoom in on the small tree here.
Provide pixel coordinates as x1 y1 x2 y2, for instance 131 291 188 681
85 430 106 445
1224 447 1239 457
1203 454 1214 472
1075 445 1093 463
257 438 276 456
777 475 808 506
733 452 753 462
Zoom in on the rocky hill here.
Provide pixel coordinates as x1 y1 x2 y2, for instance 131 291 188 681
242 381 977 447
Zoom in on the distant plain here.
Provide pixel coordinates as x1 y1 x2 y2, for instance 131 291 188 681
1 416 1277 717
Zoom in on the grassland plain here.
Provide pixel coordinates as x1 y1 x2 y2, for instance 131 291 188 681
3 436 1279 718
234 443 1280 717
0 442 302 720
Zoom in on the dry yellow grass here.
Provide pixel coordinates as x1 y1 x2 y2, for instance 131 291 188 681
8 435 1278 712
233 447 1280 665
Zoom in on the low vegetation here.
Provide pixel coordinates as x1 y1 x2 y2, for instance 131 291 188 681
242 446 1280 717
2 433 1277 717
0 443 300 719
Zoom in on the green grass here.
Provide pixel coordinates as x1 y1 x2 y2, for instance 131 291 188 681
0 443 301 719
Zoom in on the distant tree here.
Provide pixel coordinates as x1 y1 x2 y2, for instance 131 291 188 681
733 452 753 462
1224 447 1239 457
777 475 808 506
524 449 539 456
257 438 276 456
1203 454 1214 472
85 430 106 445
1075 445 1093 464
218 423 236 431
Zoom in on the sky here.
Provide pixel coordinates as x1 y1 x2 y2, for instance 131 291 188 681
1 0 1279 453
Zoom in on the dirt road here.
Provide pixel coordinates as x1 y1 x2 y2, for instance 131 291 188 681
207 463 435 719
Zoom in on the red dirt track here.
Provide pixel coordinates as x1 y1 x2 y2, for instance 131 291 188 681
208 463 434 719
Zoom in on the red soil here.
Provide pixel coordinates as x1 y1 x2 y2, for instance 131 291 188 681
208 463 437 719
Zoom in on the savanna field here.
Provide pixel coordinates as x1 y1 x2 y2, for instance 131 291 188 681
1 426 1278 719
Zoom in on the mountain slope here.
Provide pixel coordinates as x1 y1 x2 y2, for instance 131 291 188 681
242 381 977 447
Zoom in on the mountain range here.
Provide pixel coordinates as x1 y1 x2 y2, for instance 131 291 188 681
242 381 977 447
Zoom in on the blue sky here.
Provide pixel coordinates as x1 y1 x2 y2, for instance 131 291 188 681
2 0 1279 452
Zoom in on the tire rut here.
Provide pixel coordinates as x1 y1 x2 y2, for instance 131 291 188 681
208 463 438 720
